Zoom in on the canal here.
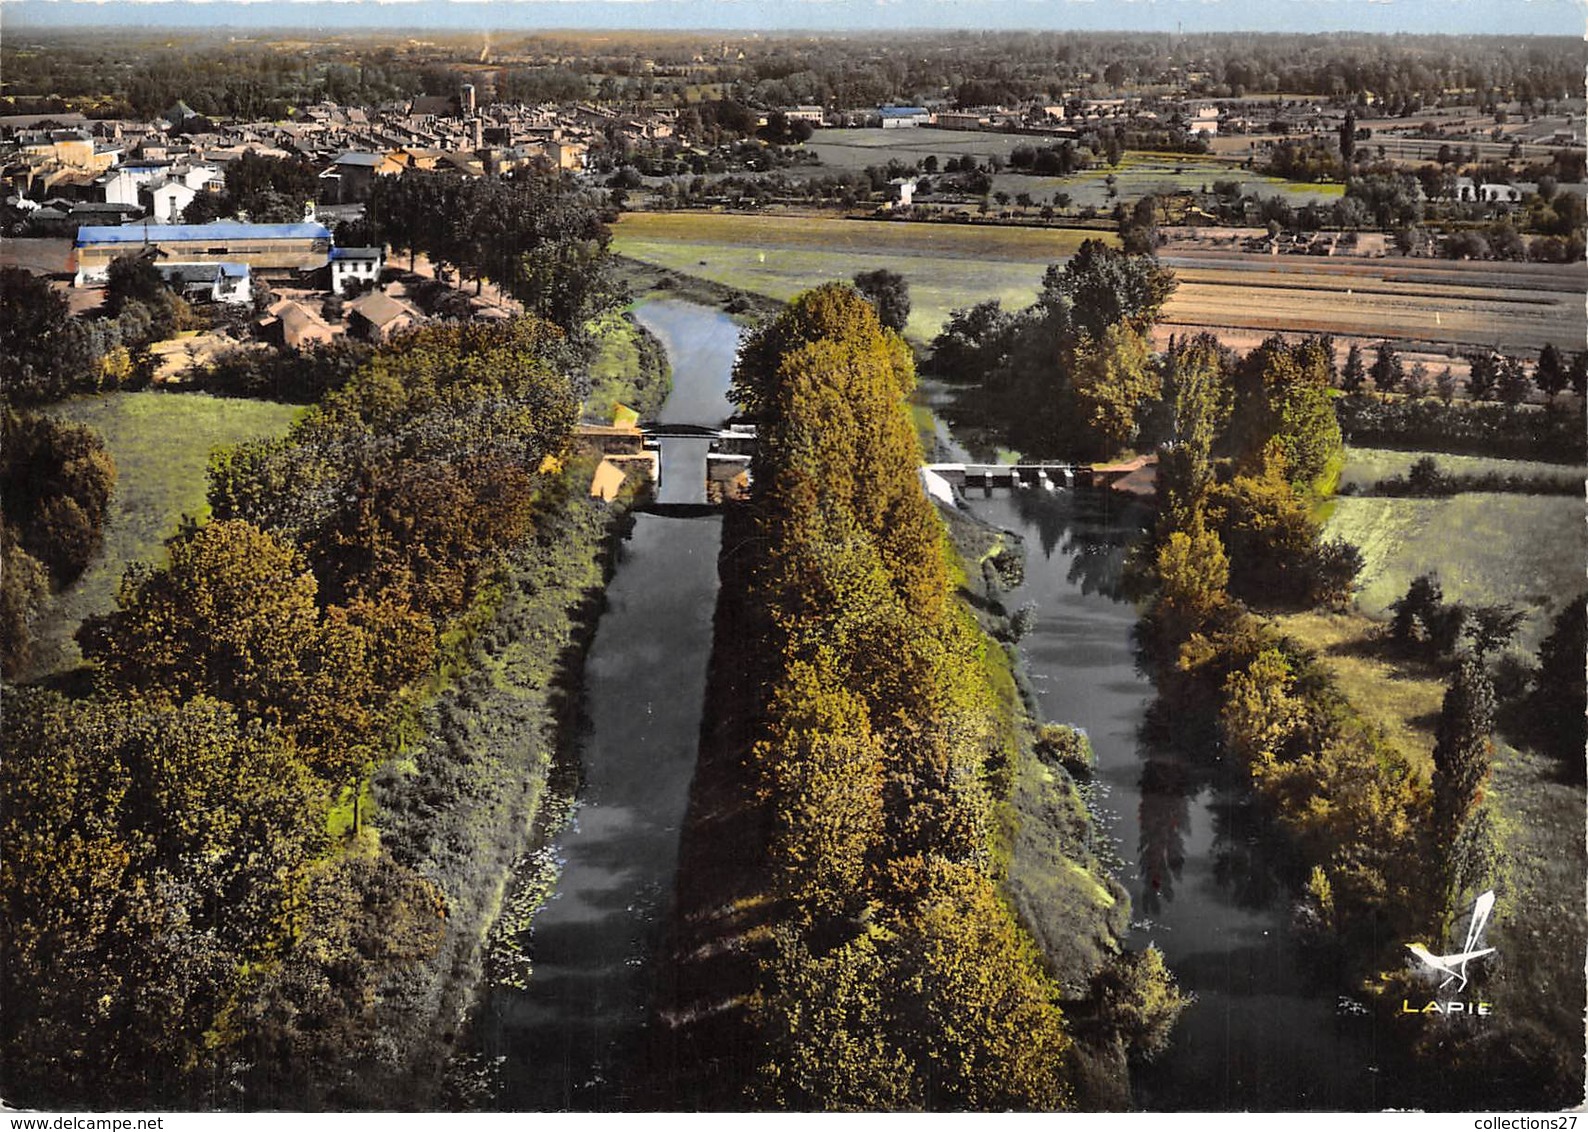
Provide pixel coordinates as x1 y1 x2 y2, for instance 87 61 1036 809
484 300 743 1109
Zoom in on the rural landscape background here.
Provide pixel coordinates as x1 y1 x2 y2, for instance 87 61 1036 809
0 0 1584 1114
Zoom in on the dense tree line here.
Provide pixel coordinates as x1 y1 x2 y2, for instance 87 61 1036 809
930 240 1176 461
0 413 118 677
181 152 321 225
2 315 581 1107
8 30 1579 125
726 285 1170 1108
365 170 622 335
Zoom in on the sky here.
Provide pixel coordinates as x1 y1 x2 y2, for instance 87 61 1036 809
1 0 1584 36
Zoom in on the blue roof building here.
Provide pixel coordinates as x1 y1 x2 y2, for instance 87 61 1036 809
74 220 334 286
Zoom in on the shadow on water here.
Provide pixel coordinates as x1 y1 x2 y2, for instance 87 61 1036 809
480 299 739 1110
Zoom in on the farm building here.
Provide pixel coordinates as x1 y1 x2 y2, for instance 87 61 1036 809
73 220 333 286
879 106 931 129
155 261 253 306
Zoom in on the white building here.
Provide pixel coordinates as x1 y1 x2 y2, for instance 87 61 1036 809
150 180 197 222
329 246 385 296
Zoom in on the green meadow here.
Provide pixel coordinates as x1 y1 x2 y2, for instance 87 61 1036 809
29 391 303 678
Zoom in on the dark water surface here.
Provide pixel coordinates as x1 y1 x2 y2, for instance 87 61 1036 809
485 300 739 1109
957 484 1389 1110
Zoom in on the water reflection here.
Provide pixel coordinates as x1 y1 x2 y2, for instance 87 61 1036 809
956 480 1381 1110
1136 757 1191 916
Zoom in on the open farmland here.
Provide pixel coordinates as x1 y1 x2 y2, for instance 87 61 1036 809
613 211 1112 342
613 212 1588 355
1160 251 1588 354
27 391 303 679
1322 492 1586 653
803 129 1341 209
1336 447 1588 492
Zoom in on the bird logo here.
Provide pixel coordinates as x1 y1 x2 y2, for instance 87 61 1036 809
1406 890 1496 993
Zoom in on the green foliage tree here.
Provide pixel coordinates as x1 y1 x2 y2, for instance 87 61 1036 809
1495 353 1533 406
1432 657 1496 872
1534 343 1567 399
0 267 91 405
1069 323 1158 453
853 268 911 334
0 690 325 1107
0 516 49 678
0 411 117 586
1340 342 1366 394
1088 946 1190 1064
1039 239 1176 341
1465 352 1499 401
78 519 383 788
1532 594 1587 775
1370 341 1403 394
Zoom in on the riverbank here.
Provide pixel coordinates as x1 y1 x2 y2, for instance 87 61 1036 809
347 458 642 1108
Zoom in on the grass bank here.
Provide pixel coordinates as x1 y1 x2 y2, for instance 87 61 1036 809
1272 608 1586 1107
583 309 673 422
29 391 302 680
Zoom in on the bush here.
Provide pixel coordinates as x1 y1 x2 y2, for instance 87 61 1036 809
1035 723 1095 777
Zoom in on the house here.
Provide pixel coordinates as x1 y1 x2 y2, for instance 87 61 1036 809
73 220 333 286
784 105 826 125
156 261 253 305
150 180 197 222
879 106 931 129
1190 106 1221 136
888 177 917 208
323 150 401 203
260 297 336 350
347 290 424 343
329 246 384 296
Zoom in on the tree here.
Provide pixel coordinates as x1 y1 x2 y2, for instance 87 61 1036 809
1404 361 1431 398
852 268 911 334
1039 239 1176 340
1149 520 1230 650
1340 343 1366 394
1370 341 1403 394
1466 352 1498 401
1 690 326 1107
1435 366 1458 403
1339 109 1357 163
1533 343 1567 399
1495 353 1533 406
1432 656 1496 852
0 517 50 677
78 520 382 788
1464 603 1525 658
1 411 117 586
1568 350 1588 397
105 252 169 317
1533 595 1586 774
1070 323 1157 454
0 267 90 405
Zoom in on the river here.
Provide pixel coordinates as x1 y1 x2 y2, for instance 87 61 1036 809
483 300 743 1109
922 362 1394 1109
489 299 1388 1112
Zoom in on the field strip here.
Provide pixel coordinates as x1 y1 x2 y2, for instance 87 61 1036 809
1172 269 1565 306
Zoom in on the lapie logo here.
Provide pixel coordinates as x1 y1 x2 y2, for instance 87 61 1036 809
1401 890 1497 1017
